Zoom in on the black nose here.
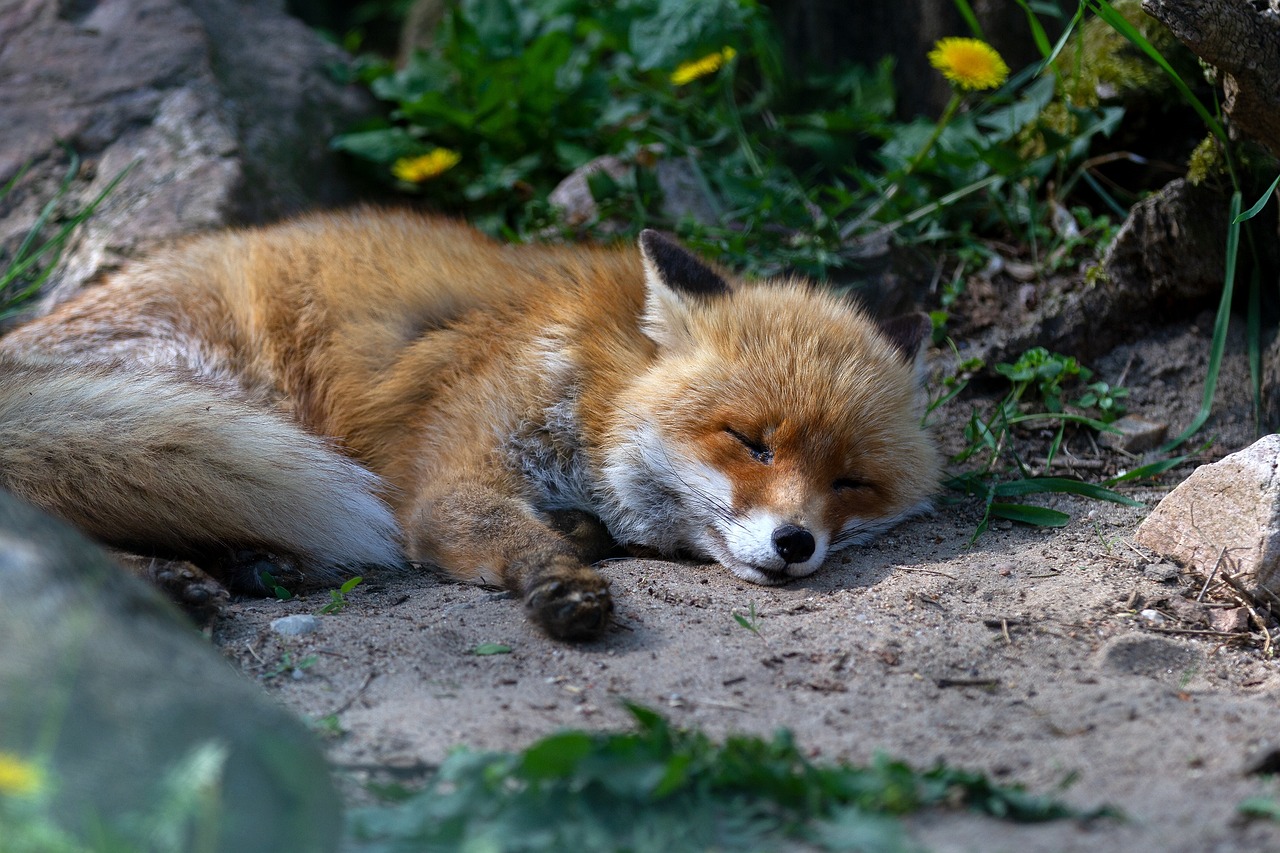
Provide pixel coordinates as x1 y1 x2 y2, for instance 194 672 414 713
772 525 816 564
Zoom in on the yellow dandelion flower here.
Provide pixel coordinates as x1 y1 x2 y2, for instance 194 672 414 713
927 37 1009 91
0 753 44 797
391 148 462 183
671 46 737 86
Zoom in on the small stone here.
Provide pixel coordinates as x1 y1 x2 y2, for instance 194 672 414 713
270 614 320 637
1139 608 1167 624
1099 415 1168 453
1135 435 1280 598
1143 561 1181 582
1209 607 1251 634
1096 634 1200 678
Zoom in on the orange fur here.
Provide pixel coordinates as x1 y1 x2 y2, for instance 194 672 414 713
0 210 939 638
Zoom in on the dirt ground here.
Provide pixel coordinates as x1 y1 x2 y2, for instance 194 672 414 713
213 317 1280 852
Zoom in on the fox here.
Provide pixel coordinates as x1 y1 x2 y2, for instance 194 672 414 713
0 210 940 639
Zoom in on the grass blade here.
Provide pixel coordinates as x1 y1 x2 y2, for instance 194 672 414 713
989 503 1071 527
1087 0 1226 143
993 476 1143 506
1158 190 1242 452
1103 454 1191 485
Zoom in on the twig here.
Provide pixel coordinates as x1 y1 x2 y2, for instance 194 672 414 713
1196 547 1226 602
1219 570 1274 658
897 566 959 580
937 677 1000 689
328 670 378 717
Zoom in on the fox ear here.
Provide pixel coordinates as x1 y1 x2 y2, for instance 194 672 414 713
637 230 730 350
877 313 931 364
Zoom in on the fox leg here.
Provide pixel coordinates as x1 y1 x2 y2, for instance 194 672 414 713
403 482 613 640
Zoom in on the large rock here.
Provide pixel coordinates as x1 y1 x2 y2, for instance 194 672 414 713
0 491 341 852
0 0 381 310
1135 434 1280 600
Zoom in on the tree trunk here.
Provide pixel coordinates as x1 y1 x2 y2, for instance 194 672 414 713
1141 0 1280 156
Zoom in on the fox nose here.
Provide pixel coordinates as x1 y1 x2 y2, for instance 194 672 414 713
772 525 816 564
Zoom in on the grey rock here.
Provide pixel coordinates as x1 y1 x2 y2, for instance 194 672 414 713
0 490 340 852
0 0 380 311
272 613 322 636
1095 634 1200 679
1135 434 1280 600
1098 414 1168 454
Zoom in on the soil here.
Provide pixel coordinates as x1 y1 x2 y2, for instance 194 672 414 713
212 316 1280 852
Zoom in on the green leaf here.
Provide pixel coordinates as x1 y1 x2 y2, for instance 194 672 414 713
1239 797 1280 821
1234 173 1280 224
519 731 594 779
469 643 512 656
993 477 1142 507
989 503 1071 527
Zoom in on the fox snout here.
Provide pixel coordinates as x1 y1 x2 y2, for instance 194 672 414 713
771 524 815 564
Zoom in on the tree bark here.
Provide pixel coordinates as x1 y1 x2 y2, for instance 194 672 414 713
1142 0 1280 156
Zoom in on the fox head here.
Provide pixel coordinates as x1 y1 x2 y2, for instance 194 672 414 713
602 231 941 585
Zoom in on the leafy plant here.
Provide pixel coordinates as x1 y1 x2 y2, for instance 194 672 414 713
469 643 513 656
331 0 1124 278
348 704 1097 852
318 575 364 615
262 652 318 681
945 347 1138 535
258 570 294 601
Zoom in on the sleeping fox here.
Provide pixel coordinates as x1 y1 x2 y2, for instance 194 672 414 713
0 210 940 639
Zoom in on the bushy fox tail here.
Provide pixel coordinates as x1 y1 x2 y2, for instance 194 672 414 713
0 356 403 578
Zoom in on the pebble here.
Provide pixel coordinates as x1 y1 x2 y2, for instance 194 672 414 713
270 614 321 637
1138 609 1167 625
1143 561 1181 582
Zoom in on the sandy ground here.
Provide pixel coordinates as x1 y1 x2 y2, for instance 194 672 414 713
212 318 1280 852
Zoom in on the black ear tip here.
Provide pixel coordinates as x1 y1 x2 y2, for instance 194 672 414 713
878 312 932 362
638 228 672 255
638 229 730 297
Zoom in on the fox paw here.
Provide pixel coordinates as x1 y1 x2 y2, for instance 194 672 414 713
117 555 230 625
523 559 613 641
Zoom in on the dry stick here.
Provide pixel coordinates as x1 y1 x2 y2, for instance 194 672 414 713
1218 570 1274 658
1196 547 1227 602
896 566 959 580
328 670 379 717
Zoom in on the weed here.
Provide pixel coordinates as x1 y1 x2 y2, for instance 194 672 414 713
262 652 318 681
1239 796 1280 822
347 704 1101 851
0 151 133 322
943 346 1140 536
732 601 762 635
309 714 347 739
331 0 1123 277
258 570 294 601
469 643 513 656
318 575 364 615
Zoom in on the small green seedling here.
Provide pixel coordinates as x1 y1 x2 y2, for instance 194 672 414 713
262 652 317 681
733 601 762 636
259 570 293 600
318 575 364 615
470 643 513 656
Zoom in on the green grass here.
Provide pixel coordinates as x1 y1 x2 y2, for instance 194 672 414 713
0 152 133 322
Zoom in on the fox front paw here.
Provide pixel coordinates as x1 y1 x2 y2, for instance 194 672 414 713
522 556 613 641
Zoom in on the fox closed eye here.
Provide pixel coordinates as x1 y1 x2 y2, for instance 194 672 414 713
833 477 873 493
724 427 774 464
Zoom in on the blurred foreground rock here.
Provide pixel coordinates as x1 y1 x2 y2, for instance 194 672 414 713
0 490 341 852
1135 434 1280 602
